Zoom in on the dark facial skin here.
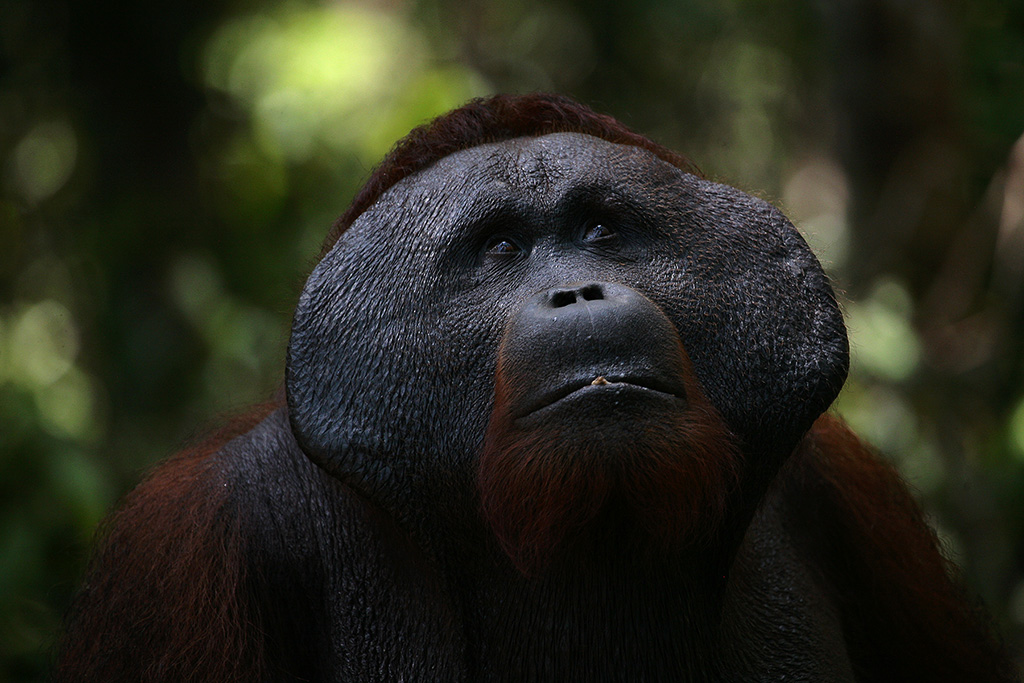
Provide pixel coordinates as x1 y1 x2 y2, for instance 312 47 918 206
288 132 847 541
284 132 850 679
59 126 1012 682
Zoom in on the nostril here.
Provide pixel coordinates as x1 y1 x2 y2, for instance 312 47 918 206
579 284 604 301
549 284 606 308
550 289 578 308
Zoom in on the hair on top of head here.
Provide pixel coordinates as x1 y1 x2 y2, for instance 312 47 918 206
323 93 701 252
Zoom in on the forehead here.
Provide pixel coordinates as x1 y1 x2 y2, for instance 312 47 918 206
347 132 692 244
386 132 682 204
434 131 668 185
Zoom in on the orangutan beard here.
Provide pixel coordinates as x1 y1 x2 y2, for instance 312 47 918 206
477 388 741 576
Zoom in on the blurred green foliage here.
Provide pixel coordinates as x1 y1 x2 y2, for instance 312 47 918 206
1 0 1023 678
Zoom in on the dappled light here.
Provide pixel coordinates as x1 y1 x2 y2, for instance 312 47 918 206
202 5 487 162
846 278 922 383
1 0 1023 678
9 121 78 205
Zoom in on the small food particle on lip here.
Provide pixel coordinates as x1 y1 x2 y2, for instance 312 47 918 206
591 376 609 386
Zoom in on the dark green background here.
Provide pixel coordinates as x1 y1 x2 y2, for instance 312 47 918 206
2 0 1023 678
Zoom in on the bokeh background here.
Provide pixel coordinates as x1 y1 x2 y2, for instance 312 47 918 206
1 0 1023 678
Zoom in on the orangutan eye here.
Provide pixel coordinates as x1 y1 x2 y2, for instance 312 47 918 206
485 237 522 255
582 224 616 242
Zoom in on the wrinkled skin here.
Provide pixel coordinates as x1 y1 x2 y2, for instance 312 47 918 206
56 131 1014 682
284 133 851 679
289 133 845 523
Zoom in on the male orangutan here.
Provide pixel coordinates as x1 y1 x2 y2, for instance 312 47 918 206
56 93 1016 682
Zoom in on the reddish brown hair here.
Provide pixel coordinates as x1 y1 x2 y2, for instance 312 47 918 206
55 406 278 681
324 93 700 251
479 346 740 576
791 414 1015 682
